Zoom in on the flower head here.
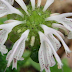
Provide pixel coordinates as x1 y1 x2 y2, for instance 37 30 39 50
0 0 72 72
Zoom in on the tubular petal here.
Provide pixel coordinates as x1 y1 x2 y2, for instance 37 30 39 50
15 0 29 15
0 45 8 55
52 23 69 35
43 0 54 12
37 0 41 7
38 31 56 72
30 0 35 10
1 0 23 16
44 36 63 68
53 31 71 54
38 48 45 71
48 34 61 51
12 58 17 69
68 32 72 39
7 30 29 68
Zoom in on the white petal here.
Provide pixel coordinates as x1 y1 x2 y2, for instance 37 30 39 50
46 13 72 32
45 67 51 72
39 31 62 70
4 19 17 23
0 0 14 5
41 24 64 38
7 30 29 67
48 41 63 68
0 6 8 17
6 0 14 5
37 0 41 7
62 18 72 31
45 15 60 22
19 57 24 60
48 34 61 51
44 35 63 68
12 58 17 69
0 12 7 18
59 13 72 18
46 42 56 67
43 0 54 12
53 30 71 54
52 23 69 35
39 26 63 68
30 0 35 10
41 24 71 55
6 50 12 60
38 47 45 71
68 32 72 39
56 31 64 39
0 30 8 44
0 0 23 16
0 45 8 55
46 13 72 21
39 31 55 71
0 20 23 32
39 31 50 71
14 40 25 60
15 0 29 15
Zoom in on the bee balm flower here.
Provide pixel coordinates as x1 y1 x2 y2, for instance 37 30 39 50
0 0 72 72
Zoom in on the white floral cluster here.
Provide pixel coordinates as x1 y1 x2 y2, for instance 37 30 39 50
0 0 72 72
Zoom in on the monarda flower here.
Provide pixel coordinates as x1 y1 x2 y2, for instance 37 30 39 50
0 0 71 72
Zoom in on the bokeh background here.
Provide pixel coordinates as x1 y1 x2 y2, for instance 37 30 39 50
0 0 72 72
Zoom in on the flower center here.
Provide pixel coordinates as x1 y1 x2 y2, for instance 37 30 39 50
21 6 52 33
7 5 52 43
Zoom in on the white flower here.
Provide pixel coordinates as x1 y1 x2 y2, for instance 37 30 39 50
0 0 71 72
38 31 63 72
0 20 23 54
41 24 71 57
0 0 22 17
6 30 29 69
